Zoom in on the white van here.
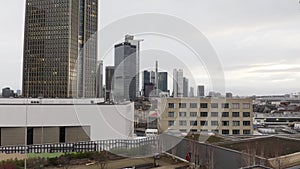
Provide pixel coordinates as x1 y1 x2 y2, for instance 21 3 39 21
145 129 158 136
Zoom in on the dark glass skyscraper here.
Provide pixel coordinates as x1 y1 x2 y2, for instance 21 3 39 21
158 72 168 92
105 66 114 101
114 41 137 101
22 0 98 98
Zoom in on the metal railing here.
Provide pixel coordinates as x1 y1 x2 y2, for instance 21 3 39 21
0 137 157 154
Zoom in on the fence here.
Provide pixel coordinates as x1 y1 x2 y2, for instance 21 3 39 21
0 137 157 154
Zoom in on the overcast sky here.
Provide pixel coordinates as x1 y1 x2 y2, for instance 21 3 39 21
0 0 300 96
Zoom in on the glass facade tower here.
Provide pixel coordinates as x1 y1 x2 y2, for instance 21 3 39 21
22 0 98 98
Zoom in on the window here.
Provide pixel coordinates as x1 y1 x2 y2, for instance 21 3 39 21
243 130 251 135
179 120 187 126
222 130 229 135
179 129 187 132
168 103 175 108
190 103 197 108
232 121 240 126
232 112 240 117
243 121 251 126
200 112 208 117
190 129 197 132
168 120 175 126
243 112 250 117
232 103 240 109
200 103 208 108
221 103 229 108
211 121 219 126
168 112 175 117
222 121 229 126
211 103 218 108
59 127 66 143
190 121 197 126
190 112 197 117
222 112 229 117
200 121 208 126
179 112 187 117
243 103 251 109
212 129 219 133
179 103 186 108
211 112 219 117
27 127 34 145
233 130 240 135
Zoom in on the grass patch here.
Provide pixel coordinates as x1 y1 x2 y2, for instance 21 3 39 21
27 152 64 159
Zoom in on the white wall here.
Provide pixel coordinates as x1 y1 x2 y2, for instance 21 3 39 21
0 103 134 141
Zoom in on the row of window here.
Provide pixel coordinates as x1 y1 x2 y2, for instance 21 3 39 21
179 129 251 135
168 103 251 109
168 111 251 118
168 120 251 126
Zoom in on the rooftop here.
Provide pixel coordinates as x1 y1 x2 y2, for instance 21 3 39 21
218 136 300 158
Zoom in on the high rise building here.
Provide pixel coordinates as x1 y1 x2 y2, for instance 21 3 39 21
197 85 205 97
105 66 114 101
96 60 103 98
114 36 140 102
226 92 233 98
142 70 150 96
183 77 189 97
173 69 183 97
189 87 194 97
150 71 156 84
124 35 143 98
22 0 98 98
158 72 168 93
77 0 98 98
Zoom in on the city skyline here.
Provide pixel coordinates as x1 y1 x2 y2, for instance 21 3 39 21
1 1 300 96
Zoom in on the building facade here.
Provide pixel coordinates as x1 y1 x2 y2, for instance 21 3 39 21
114 38 138 102
96 60 103 98
173 69 183 97
22 0 98 98
197 85 205 97
1 87 14 98
0 98 134 146
189 87 195 97
158 72 168 93
142 70 150 96
105 66 114 101
183 77 189 97
158 97 253 135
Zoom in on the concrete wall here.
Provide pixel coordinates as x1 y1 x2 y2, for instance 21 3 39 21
0 103 134 142
1 128 25 146
66 126 90 143
33 127 60 145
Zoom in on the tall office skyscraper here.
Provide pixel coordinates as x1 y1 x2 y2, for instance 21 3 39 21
124 35 143 98
142 70 150 96
158 72 168 92
189 87 195 97
22 0 98 98
173 69 183 97
96 60 103 98
183 77 189 97
114 36 140 101
197 85 205 97
77 0 98 98
105 66 114 101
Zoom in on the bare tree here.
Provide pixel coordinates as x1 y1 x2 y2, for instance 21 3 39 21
91 151 108 169
205 145 216 169
240 142 257 167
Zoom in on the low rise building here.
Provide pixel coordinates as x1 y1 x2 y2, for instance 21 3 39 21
0 98 134 146
158 97 253 135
